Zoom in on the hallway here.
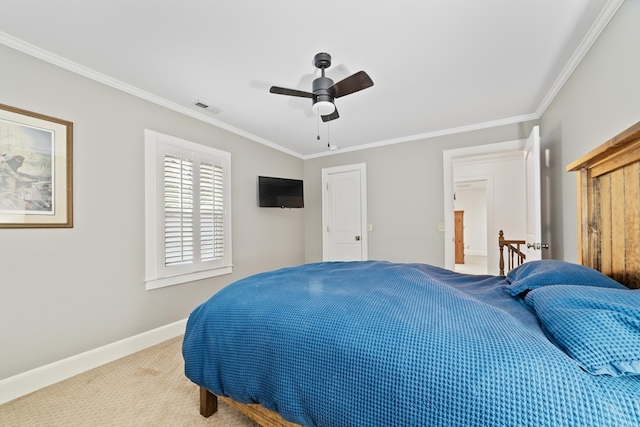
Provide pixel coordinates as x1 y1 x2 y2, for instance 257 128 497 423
454 255 487 275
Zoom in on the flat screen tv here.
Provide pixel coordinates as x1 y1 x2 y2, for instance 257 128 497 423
258 176 304 208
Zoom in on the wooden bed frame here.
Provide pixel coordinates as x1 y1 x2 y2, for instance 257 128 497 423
198 120 640 425
199 388 302 426
566 120 640 289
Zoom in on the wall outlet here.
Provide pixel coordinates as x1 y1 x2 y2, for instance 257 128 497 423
438 222 445 232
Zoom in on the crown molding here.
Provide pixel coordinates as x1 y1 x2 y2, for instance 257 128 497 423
535 0 624 117
0 31 304 159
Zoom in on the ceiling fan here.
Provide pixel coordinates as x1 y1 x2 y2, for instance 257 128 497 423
269 52 374 122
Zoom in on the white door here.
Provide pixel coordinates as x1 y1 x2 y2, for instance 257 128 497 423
524 126 543 261
322 164 368 261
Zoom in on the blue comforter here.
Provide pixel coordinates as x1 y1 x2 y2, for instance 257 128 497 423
182 261 640 426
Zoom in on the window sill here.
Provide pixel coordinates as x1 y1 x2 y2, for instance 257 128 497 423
145 266 233 291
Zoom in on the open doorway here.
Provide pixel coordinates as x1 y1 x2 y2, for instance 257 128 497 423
454 180 488 274
443 139 527 275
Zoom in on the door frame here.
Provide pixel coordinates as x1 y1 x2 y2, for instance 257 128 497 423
321 163 368 261
443 139 526 272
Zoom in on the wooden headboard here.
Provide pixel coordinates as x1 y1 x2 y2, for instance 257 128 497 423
566 121 640 289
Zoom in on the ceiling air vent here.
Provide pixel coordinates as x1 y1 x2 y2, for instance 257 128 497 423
194 100 223 115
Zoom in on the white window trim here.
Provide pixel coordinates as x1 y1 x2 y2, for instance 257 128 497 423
144 129 232 290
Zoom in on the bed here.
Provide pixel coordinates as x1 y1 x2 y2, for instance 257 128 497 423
182 121 640 427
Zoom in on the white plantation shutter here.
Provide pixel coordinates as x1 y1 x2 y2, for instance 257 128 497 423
145 130 231 290
160 154 228 272
164 154 194 266
199 162 215 262
199 162 226 262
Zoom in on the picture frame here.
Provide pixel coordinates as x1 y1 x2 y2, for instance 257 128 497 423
0 103 73 228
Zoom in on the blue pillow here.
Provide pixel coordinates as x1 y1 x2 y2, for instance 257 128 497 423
504 260 625 296
524 285 640 376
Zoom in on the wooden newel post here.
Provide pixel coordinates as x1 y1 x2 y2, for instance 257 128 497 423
499 230 505 275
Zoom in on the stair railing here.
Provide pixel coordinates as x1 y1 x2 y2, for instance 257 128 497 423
498 230 526 275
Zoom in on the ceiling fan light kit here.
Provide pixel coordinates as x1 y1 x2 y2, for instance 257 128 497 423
312 99 335 116
269 52 374 123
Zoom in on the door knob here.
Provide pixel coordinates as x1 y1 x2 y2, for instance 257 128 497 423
527 243 550 250
355 235 361 241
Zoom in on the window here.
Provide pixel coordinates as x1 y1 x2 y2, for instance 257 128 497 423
144 130 232 290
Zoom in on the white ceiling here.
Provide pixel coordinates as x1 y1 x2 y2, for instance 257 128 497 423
0 0 622 158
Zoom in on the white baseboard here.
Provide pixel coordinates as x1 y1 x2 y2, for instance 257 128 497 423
0 318 187 405
465 251 488 257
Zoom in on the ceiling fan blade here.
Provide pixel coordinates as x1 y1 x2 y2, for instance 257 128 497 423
269 86 314 98
322 107 339 122
327 71 374 98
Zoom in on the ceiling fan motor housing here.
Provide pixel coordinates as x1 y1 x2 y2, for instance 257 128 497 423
313 75 334 92
312 76 335 106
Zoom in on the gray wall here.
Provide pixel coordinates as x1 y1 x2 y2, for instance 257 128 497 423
304 122 537 265
0 44 305 379
541 0 640 262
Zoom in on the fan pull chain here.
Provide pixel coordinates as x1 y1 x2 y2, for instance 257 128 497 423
317 110 321 140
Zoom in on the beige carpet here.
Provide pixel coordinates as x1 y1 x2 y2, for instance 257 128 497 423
0 336 259 426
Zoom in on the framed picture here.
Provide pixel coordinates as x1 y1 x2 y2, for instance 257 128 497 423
0 103 73 228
